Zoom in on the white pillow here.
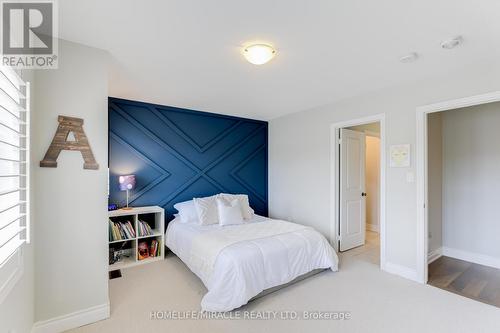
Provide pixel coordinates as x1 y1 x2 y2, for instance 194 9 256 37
217 199 244 226
193 195 219 225
218 193 254 219
173 200 198 224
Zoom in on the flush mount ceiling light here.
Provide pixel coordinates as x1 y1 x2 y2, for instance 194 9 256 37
441 36 463 49
243 44 276 65
399 52 419 63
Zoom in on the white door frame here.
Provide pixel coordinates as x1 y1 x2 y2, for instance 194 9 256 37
330 113 386 270
415 91 500 283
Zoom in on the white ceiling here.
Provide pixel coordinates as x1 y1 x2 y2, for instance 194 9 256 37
59 0 500 120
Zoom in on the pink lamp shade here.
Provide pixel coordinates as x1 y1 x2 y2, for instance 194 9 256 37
119 175 136 191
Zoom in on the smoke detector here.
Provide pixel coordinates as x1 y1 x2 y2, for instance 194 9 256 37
399 52 419 63
441 36 463 49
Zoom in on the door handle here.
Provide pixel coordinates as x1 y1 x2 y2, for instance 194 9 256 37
361 192 367 197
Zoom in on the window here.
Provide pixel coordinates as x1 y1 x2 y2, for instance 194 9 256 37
0 66 29 270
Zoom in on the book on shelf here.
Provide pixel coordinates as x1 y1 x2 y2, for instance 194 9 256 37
137 239 160 260
149 239 159 257
108 219 136 241
138 241 149 260
138 219 154 237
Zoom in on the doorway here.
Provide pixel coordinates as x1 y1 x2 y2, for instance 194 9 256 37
416 91 500 285
330 114 386 269
424 102 500 308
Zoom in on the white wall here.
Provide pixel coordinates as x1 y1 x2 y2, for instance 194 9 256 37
269 58 500 277
365 135 380 232
442 102 500 260
427 112 443 254
0 70 35 333
32 40 109 327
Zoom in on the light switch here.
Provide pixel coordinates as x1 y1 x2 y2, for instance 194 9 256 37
406 171 415 183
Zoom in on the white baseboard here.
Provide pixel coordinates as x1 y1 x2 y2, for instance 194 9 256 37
366 223 379 233
32 303 110 333
442 247 500 269
427 247 443 264
383 262 419 282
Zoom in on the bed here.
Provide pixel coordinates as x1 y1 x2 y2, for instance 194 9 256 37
165 214 339 312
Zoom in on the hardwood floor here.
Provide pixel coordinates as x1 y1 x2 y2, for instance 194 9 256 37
428 256 500 308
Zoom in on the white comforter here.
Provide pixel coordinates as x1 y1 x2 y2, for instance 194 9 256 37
165 215 339 312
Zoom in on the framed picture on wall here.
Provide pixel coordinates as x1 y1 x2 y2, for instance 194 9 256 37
390 144 411 168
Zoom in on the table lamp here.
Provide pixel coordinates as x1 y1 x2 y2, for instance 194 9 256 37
119 174 136 210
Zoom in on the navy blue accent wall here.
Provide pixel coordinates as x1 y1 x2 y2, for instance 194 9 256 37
108 97 268 221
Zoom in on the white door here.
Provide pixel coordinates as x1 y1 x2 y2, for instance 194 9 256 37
340 128 366 251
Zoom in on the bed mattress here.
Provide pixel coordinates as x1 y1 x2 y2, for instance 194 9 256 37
165 215 338 312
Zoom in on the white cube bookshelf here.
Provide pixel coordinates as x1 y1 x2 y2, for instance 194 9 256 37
108 206 165 271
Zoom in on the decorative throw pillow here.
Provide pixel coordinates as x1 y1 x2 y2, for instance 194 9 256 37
173 200 198 224
217 199 244 226
219 193 254 219
193 195 219 225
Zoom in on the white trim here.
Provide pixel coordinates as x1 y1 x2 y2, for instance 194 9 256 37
32 303 110 333
417 91 500 114
442 247 500 270
0 249 23 305
416 90 500 284
366 223 379 233
427 247 443 264
330 114 387 271
384 262 419 282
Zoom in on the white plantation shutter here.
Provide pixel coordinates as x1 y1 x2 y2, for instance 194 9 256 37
0 66 29 269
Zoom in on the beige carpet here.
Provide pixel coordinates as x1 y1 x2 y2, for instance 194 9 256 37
69 232 500 333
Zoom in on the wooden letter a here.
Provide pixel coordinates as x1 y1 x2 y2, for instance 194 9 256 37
40 115 99 170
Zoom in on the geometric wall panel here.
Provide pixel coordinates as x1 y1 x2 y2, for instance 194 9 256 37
108 97 268 222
